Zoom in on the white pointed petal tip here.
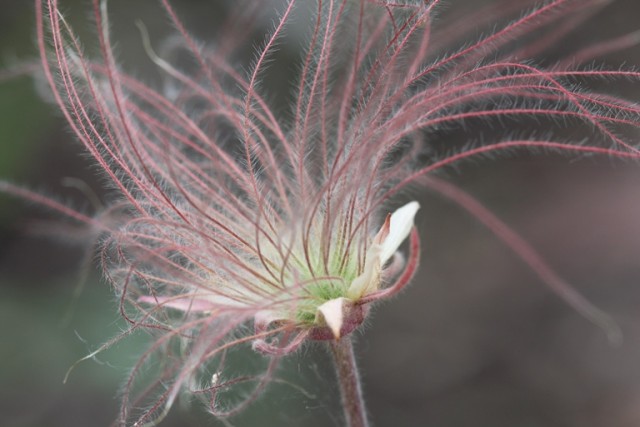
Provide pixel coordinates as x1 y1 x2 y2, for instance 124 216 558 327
316 298 348 339
380 201 420 265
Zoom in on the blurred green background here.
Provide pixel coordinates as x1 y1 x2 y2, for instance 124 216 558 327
2 1 640 426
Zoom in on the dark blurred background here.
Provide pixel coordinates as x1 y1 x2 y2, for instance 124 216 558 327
1 1 640 426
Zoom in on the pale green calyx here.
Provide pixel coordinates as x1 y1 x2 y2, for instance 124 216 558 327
142 201 420 340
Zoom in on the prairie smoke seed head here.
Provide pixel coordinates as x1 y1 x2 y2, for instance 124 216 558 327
139 201 420 341
25 0 640 424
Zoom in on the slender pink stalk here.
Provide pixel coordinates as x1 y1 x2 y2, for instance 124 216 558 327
330 338 369 427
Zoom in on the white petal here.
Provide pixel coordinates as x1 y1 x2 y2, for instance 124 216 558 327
316 297 348 339
380 201 420 265
347 244 382 299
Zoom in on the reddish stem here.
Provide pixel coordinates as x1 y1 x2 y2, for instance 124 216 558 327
329 338 369 427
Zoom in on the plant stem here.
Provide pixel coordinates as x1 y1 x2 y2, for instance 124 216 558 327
329 337 369 427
